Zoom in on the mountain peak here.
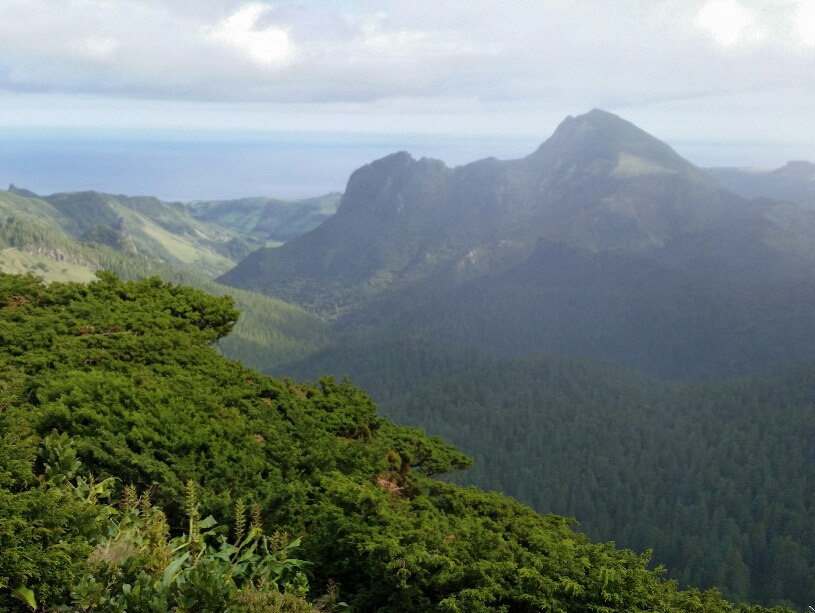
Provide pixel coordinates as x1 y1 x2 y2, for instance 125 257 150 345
339 150 450 218
529 109 697 178
776 160 815 178
218 110 756 315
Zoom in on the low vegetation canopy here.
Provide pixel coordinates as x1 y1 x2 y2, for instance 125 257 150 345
0 272 792 612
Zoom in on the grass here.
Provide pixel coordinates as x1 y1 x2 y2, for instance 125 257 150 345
612 153 675 178
0 248 98 284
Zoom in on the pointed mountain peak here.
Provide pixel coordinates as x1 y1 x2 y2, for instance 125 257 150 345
529 109 700 178
546 109 663 147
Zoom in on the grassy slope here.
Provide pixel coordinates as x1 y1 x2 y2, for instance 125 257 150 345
186 192 341 243
0 248 98 284
2 188 250 278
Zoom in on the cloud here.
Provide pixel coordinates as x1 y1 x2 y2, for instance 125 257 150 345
206 3 293 65
798 0 815 45
69 36 120 61
353 12 482 58
0 0 811 115
694 0 764 46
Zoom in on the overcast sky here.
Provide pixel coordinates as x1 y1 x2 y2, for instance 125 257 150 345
1 0 814 169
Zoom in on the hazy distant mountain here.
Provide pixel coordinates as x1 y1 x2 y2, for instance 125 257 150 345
706 161 815 208
187 193 341 244
220 109 802 315
220 109 815 379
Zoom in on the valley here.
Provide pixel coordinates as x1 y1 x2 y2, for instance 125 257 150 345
2 109 814 611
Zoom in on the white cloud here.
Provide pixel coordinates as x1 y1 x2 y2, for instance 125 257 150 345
69 36 119 61
694 0 763 46
0 0 812 144
797 0 815 45
206 3 293 65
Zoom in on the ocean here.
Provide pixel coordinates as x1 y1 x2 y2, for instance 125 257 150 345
0 130 542 201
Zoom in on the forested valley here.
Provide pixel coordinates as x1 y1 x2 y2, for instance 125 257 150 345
3 109 815 611
287 340 815 608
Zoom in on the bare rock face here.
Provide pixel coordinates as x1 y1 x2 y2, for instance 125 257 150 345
18 244 102 271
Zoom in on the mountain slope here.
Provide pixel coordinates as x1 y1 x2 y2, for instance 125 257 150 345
706 161 815 208
0 215 330 371
4 186 256 277
187 192 341 244
284 339 815 609
2 272 782 613
218 109 801 316
218 110 815 378
333 232 815 379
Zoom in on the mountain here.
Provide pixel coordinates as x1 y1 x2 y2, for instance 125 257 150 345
706 161 815 208
3 186 256 278
219 109 815 379
187 192 341 245
219 110 811 314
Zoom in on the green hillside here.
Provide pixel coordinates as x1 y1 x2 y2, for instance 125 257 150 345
284 339 815 610
0 272 790 613
3 186 256 278
0 247 98 284
187 192 341 244
0 215 329 371
334 238 815 380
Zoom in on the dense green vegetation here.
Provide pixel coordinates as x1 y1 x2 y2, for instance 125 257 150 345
0 425 316 612
332 239 815 380
187 193 341 244
0 215 330 371
0 272 790 612
285 339 815 610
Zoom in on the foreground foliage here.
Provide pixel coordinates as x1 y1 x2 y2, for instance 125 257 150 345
0 272 794 612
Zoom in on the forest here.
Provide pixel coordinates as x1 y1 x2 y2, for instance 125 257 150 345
0 272 794 612
287 340 815 608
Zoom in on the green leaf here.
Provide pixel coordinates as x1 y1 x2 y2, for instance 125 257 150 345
161 551 190 586
198 515 217 529
12 585 36 610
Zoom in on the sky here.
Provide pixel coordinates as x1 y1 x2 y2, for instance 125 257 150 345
1 0 814 199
